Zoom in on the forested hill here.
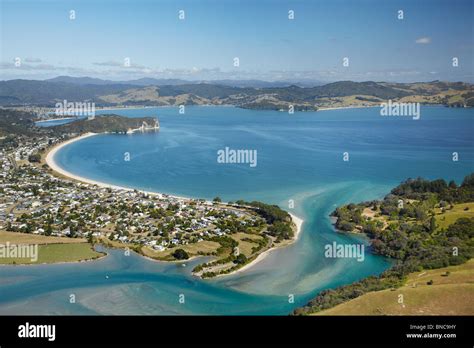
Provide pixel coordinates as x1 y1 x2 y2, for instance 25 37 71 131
332 174 474 265
0 109 157 138
295 174 474 315
1 79 472 110
53 115 158 134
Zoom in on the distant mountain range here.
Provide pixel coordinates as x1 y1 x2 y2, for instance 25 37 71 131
45 76 322 88
0 77 472 110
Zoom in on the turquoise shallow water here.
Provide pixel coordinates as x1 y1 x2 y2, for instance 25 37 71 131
2 106 473 314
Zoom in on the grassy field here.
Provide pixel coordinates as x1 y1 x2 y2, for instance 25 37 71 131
0 230 103 264
0 243 103 265
230 232 263 257
314 260 474 315
0 230 87 244
141 240 221 261
434 202 474 231
140 231 266 261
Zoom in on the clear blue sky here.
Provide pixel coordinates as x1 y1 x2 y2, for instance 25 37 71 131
1 0 472 82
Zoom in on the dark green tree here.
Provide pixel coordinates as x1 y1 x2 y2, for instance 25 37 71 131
172 248 189 260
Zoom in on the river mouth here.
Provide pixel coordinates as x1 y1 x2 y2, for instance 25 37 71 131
2 106 473 315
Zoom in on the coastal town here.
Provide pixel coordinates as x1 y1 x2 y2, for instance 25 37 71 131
0 109 298 277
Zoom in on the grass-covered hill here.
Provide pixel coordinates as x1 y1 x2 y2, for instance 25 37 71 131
1 79 472 110
294 174 474 315
314 259 474 315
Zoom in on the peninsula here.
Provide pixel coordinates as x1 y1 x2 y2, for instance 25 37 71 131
0 109 301 277
53 114 160 134
294 175 474 315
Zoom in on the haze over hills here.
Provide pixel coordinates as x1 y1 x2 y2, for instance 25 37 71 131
0 77 472 111
44 76 316 88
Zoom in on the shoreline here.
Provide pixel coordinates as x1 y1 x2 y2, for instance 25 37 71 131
36 104 380 123
44 133 306 277
95 104 236 111
35 116 77 122
227 212 303 276
317 105 379 112
0 244 108 267
45 133 187 200
0 253 108 267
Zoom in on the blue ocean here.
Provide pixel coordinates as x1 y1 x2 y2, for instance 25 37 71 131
2 106 472 315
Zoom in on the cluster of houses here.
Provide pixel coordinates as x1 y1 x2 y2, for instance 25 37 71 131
0 136 262 252
0 150 14 230
11 137 53 162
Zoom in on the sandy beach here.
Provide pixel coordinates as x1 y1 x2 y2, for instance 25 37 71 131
45 133 184 198
44 133 306 277
44 132 132 190
225 212 304 275
290 213 304 241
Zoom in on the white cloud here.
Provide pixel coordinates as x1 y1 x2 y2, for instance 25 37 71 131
415 37 431 44
0 62 56 71
93 60 124 67
1 59 470 83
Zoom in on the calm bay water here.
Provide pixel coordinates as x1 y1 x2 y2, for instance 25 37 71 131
2 106 472 315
